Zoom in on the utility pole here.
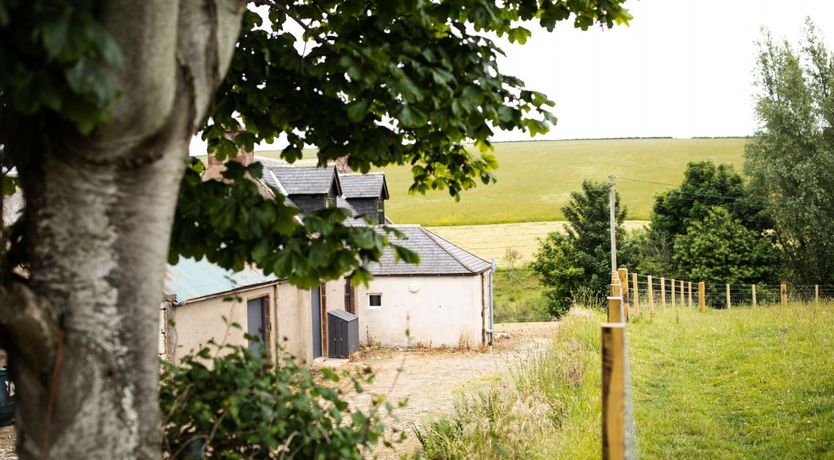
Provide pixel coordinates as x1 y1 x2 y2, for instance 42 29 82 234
608 174 617 274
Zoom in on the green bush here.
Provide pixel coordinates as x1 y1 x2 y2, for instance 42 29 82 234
159 338 402 459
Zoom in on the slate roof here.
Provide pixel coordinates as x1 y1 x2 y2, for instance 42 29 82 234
263 166 341 196
336 197 366 225
340 173 389 200
366 225 491 276
164 257 278 304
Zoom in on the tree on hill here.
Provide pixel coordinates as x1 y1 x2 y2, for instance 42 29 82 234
745 21 834 285
644 161 771 276
531 180 626 316
0 1 630 457
673 207 781 302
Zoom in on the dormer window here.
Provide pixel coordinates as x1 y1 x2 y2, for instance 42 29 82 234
325 196 336 208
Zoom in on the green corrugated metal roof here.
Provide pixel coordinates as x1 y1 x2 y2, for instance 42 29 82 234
164 257 278 304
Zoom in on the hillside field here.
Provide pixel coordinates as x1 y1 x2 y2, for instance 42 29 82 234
257 137 746 226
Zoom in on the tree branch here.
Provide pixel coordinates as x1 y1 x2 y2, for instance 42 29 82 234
0 279 58 371
255 0 339 54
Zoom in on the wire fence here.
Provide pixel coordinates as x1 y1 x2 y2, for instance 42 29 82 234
630 273 834 310
600 269 833 459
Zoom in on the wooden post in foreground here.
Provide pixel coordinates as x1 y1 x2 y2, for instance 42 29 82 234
815 284 819 305
647 275 655 314
632 273 640 317
780 283 788 305
660 277 666 309
698 282 705 312
752 284 757 308
671 279 676 308
618 268 630 321
688 282 693 308
602 323 626 459
726 284 731 309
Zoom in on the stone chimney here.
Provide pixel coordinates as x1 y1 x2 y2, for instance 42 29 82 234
334 155 351 174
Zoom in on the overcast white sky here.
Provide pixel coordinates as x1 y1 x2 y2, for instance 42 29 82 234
190 0 834 154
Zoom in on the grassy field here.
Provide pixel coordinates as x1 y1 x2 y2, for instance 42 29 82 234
256 137 747 226
417 304 834 458
631 304 834 458
492 268 550 323
429 220 648 265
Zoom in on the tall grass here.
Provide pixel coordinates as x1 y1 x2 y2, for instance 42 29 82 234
415 308 604 459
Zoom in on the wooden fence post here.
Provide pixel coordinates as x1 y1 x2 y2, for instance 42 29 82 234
698 282 705 312
609 280 623 323
680 280 685 306
726 284 731 309
660 277 666 309
602 323 626 459
780 283 788 305
671 279 676 308
815 284 819 305
688 282 693 308
632 273 639 317
618 268 630 322
752 284 757 308
647 275 655 314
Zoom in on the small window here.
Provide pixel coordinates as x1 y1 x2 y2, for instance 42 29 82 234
325 196 336 208
368 293 382 309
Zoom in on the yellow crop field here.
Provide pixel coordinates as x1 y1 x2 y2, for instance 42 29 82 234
428 220 648 266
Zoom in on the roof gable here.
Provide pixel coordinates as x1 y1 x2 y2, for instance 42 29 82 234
340 173 389 200
264 166 341 196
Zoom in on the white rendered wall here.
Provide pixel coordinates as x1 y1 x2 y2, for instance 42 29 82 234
355 275 485 347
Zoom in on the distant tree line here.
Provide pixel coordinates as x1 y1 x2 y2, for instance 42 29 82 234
532 21 834 316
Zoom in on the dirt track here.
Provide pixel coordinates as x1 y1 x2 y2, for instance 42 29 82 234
345 321 559 458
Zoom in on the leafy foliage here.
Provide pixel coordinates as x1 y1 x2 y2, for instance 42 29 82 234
160 338 401 459
673 207 780 291
745 21 834 284
204 1 630 198
530 180 626 316
1 0 631 289
0 1 123 133
643 161 771 276
170 159 418 288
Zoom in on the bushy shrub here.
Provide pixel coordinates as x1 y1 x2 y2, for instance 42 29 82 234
159 338 402 459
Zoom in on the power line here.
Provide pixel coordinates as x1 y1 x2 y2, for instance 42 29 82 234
616 176 751 205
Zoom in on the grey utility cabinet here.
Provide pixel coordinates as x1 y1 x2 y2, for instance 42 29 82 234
328 309 359 358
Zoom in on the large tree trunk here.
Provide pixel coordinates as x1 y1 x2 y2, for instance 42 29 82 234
1 1 244 458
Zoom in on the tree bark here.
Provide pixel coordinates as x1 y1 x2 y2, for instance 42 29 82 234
1 1 244 458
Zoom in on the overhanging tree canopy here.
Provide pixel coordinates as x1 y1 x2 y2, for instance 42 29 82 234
0 1 630 458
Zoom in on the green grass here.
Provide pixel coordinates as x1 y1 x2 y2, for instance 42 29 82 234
255 138 747 226
493 268 550 323
631 304 834 458
416 304 834 458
